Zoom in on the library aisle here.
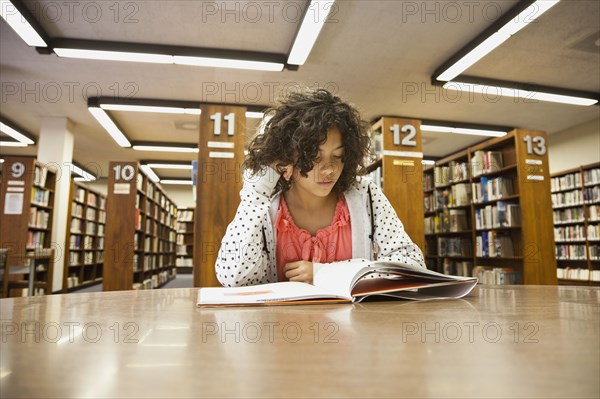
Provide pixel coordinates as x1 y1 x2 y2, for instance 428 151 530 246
76 274 194 293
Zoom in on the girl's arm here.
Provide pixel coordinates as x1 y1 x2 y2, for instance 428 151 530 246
368 182 426 268
215 167 280 287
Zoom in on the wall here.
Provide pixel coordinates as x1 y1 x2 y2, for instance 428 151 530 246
161 185 196 208
548 118 600 173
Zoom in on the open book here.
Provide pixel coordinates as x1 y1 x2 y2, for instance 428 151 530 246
197 260 478 307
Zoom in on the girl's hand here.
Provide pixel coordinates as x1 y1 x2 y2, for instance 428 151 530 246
283 260 314 284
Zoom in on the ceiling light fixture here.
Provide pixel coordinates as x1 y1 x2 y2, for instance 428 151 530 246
54 48 173 64
132 144 199 153
0 0 47 47
173 56 284 71
443 82 598 106
70 164 96 181
146 163 193 170
435 0 561 82
288 0 335 65
51 39 288 71
100 104 201 115
140 165 160 183
88 107 131 147
0 141 27 147
160 180 193 185
421 123 508 137
245 112 265 119
0 121 35 145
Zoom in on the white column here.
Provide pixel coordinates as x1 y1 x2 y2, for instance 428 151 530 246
37 117 74 293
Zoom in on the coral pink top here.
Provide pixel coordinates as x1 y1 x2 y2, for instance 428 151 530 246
275 195 352 281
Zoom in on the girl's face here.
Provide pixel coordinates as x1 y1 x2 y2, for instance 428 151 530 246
291 127 344 198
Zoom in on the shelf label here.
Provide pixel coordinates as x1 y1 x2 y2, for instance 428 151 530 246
4 193 24 215
393 160 415 166
383 150 423 158
526 159 542 165
527 175 544 181
209 151 235 159
114 183 131 194
207 141 235 149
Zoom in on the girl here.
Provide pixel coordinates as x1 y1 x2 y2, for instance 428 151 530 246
216 89 425 287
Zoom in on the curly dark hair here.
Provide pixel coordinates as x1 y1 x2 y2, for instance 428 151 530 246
244 88 371 194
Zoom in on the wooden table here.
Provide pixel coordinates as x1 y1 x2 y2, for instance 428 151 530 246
1 285 598 398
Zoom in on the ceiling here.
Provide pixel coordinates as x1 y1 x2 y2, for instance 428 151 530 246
1 0 599 186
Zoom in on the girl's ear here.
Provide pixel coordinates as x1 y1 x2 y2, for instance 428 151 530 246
283 165 294 182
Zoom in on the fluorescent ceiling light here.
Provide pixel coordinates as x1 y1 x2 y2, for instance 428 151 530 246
132 145 199 153
146 163 192 170
498 0 561 36
0 0 47 47
0 122 34 144
88 107 131 147
70 164 96 181
140 165 160 183
421 124 507 137
443 82 598 106
54 48 173 64
436 0 561 81
288 0 335 65
422 160 436 165
174 56 283 71
0 141 27 147
436 33 510 81
245 112 264 119
54 48 284 72
160 180 193 185
100 104 201 115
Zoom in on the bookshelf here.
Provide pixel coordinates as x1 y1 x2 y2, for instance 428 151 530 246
0 157 57 296
423 129 557 285
176 208 194 274
551 162 600 285
104 161 177 291
62 180 107 292
370 117 425 251
423 150 473 277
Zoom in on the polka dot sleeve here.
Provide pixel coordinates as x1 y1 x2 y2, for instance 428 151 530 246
368 182 426 268
215 167 280 287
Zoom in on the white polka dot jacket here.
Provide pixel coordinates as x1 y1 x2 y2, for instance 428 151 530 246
216 167 426 287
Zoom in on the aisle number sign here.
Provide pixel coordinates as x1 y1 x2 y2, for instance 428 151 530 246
523 133 547 181
390 124 417 147
112 163 135 194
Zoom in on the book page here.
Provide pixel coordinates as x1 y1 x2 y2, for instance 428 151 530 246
313 260 374 297
354 280 478 301
198 281 350 306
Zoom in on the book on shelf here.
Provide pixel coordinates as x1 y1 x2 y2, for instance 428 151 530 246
551 173 581 192
451 183 471 206
473 266 519 285
448 209 468 232
557 267 590 281
471 151 504 177
438 237 472 257
34 165 48 187
583 168 600 186
442 259 472 277
197 260 478 307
